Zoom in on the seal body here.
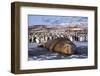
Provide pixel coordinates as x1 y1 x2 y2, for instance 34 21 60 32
43 37 76 55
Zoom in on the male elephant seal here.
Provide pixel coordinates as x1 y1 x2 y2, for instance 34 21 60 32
41 37 76 55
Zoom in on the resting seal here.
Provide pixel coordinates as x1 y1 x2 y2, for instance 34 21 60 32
42 37 76 55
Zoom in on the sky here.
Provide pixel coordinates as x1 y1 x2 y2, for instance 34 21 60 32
28 15 88 26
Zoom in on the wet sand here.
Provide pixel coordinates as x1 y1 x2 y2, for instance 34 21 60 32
28 41 88 61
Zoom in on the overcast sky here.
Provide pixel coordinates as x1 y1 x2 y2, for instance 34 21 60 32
28 15 88 26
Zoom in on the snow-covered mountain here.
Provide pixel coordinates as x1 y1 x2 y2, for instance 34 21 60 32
28 23 87 31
